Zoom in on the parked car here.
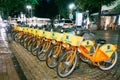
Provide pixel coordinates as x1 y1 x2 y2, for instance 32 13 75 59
54 19 74 32
0 21 7 28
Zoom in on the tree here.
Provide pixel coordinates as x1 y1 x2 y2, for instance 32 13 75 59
75 0 117 29
54 0 73 18
114 0 120 10
0 0 38 18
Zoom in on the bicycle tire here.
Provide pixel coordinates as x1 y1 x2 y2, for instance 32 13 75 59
31 40 39 56
27 38 33 51
37 41 51 61
46 44 59 69
23 36 33 49
80 46 95 62
14 33 20 42
23 37 29 49
56 50 78 78
12 31 17 40
98 51 118 70
20 34 25 46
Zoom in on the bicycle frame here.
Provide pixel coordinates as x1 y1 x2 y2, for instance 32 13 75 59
59 33 83 65
49 32 64 57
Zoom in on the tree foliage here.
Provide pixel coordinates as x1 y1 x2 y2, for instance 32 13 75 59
0 0 38 18
114 0 120 10
54 0 73 18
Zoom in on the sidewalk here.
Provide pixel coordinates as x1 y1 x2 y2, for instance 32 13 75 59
0 28 20 80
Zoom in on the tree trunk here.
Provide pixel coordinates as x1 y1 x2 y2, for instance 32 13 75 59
97 4 102 30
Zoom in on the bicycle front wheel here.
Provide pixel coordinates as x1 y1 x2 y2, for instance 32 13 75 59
56 50 78 78
31 40 39 56
98 51 118 70
46 44 60 69
37 41 51 61
14 33 20 42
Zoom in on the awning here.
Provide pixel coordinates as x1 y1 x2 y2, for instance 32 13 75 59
91 10 120 16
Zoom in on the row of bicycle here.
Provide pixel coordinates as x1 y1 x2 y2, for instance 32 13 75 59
11 25 118 78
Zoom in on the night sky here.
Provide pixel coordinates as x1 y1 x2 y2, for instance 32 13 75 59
34 0 58 18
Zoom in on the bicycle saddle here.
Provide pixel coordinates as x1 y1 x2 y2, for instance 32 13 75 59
96 39 106 44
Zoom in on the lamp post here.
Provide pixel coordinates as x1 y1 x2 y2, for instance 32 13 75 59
26 5 32 18
69 3 75 20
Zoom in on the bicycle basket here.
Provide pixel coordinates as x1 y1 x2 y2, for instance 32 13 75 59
51 32 63 41
17 26 23 31
37 30 43 37
23 27 28 33
63 33 83 46
28 28 32 34
33 29 38 36
81 40 95 52
94 44 117 62
42 31 52 39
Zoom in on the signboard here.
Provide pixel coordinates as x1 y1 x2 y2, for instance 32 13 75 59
118 15 120 25
75 12 83 26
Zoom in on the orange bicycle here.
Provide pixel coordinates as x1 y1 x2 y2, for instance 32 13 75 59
46 31 64 68
78 39 117 70
37 27 53 61
30 28 45 56
56 34 118 77
46 29 94 69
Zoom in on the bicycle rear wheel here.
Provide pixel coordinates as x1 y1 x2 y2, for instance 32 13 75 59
98 51 118 70
56 50 78 78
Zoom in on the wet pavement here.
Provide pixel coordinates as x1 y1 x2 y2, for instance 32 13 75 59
0 28 20 80
1 27 120 80
94 30 120 44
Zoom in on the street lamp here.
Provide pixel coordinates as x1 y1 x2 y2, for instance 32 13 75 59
69 3 75 10
26 5 32 17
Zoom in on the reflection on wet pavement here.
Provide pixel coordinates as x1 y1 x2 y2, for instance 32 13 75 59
0 28 20 80
0 28 11 54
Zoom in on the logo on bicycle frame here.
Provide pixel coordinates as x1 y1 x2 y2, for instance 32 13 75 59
52 33 55 36
107 45 110 49
66 35 69 40
105 45 113 53
43 31 45 34
87 41 89 45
